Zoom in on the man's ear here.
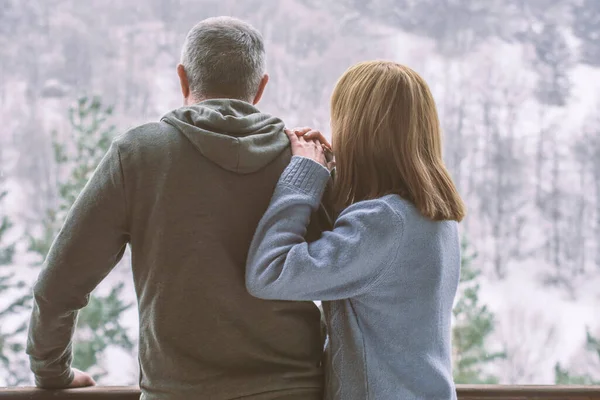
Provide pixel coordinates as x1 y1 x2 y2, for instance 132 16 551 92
177 64 191 103
252 74 269 105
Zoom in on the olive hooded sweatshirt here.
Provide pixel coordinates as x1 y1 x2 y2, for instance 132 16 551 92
26 99 330 400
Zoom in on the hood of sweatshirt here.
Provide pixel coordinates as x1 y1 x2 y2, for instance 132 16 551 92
161 99 289 174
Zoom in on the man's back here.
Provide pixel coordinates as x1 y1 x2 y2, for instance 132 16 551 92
27 100 325 400
125 100 325 399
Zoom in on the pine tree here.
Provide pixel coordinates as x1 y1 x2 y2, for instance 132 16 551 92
28 96 134 381
554 329 600 385
0 185 15 266
0 168 31 385
452 238 505 383
72 283 134 378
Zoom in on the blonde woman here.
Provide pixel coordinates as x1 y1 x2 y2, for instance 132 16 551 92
246 61 465 400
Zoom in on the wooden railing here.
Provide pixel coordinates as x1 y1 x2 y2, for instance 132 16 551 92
1 386 600 399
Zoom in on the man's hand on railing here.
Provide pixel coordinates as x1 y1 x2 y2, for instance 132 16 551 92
67 368 96 388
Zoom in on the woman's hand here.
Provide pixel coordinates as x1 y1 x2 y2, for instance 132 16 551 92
289 127 332 151
285 127 335 171
284 129 328 169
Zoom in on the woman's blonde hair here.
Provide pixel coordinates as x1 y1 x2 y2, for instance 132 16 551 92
330 60 465 222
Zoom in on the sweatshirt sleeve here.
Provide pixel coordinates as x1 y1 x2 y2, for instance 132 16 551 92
246 156 403 301
26 141 130 388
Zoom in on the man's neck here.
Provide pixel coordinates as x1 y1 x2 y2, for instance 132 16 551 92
185 95 252 106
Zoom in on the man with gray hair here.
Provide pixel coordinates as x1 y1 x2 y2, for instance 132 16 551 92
27 17 328 400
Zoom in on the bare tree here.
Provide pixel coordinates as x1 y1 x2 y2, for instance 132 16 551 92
574 110 600 273
474 64 530 279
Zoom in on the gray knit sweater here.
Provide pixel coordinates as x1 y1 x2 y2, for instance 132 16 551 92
246 156 460 400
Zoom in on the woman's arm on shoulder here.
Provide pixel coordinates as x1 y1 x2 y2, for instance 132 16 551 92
246 156 403 301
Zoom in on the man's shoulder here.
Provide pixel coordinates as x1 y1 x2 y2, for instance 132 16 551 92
114 121 171 145
113 121 181 153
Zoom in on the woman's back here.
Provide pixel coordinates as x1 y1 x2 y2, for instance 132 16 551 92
246 60 466 400
322 194 459 399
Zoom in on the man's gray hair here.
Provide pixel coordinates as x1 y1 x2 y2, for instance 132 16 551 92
180 17 266 101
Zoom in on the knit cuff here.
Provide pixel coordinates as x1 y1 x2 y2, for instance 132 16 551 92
280 156 331 201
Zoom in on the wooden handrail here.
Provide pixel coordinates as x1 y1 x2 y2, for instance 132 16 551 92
0 387 138 400
0 385 599 399
458 385 600 399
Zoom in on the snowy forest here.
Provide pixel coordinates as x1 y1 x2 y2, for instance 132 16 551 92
1 0 599 387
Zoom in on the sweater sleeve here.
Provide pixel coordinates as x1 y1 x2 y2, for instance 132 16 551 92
246 156 403 301
26 141 130 388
